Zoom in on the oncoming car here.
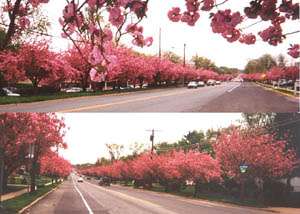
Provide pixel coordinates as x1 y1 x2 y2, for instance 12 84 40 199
187 81 198 89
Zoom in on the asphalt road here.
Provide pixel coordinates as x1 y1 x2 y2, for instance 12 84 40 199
0 82 298 112
25 174 272 214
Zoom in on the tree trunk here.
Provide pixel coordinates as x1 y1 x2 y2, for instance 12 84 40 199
1 0 22 50
194 181 200 197
30 155 38 193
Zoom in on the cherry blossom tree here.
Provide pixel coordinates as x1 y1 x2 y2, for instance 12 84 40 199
0 0 50 50
168 0 299 57
40 151 72 182
0 41 75 89
214 126 296 199
0 113 67 192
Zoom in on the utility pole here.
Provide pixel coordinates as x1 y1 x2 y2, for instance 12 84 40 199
183 43 186 67
158 28 162 59
183 43 186 86
0 147 4 209
146 129 161 155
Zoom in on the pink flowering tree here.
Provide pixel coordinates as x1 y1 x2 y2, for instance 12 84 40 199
168 0 299 58
40 151 72 182
214 126 296 199
0 113 67 192
0 0 50 50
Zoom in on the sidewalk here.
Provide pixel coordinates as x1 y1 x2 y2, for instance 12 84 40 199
2 188 28 201
268 207 300 214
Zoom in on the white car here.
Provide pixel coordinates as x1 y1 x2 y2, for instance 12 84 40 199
65 87 83 93
77 177 84 182
1 88 21 97
207 79 216 86
187 81 198 89
197 81 205 87
215 81 221 85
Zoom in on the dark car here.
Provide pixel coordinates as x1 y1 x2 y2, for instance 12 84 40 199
98 177 111 186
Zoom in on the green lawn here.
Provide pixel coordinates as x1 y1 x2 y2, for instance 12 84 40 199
134 183 265 208
1 183 60 214
0 87 169 105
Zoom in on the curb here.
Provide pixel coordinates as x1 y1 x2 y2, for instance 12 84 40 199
255 82 299 99
18 183 61 214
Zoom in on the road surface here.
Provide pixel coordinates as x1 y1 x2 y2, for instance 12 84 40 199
25 175 272 214
0 82 298 112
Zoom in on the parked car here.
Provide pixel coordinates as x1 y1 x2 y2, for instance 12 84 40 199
77 177 84 183
98 176 111 186
0 87 21 97
65 87 83 93
207 79 216 86
197 81 205 87
215 81 221 85
278 79 288 87
187 81 198 89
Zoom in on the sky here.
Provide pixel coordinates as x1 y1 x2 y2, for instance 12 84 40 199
57 113 242 164
43 0 299 69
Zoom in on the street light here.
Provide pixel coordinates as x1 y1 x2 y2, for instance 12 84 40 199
239 163 248 200
239 164 248 174
28 144 35 192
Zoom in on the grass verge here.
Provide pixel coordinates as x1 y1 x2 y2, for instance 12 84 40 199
256 82 298 97
0 87 175 105
1 183 60 214
132 183 265 208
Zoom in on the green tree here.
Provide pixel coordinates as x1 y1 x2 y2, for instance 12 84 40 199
277 54 287 68
105 143 124 161
192 55 217 71
244 54 277 74
163 51 182 64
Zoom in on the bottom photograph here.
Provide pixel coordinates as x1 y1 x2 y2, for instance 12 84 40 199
0 113 299 214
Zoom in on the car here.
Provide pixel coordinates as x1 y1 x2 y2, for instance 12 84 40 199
77 177 84 182
0 87 21 97
64 87 83 93
187 81 198 89
207 79 216 86
197 81 205 87
215 81 221 85
278 79 288 87
98 176 111 186
86 177 91 180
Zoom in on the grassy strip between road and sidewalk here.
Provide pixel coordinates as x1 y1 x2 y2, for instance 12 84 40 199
255 82 299 98
0 86 178 105
150 184 265 208
1 182 60 214
115 182 267 209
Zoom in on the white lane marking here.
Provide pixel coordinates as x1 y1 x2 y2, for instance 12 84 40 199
85 181 178 214
227 83 241 93
72 176 94 214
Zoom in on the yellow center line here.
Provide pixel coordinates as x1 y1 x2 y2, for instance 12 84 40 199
59 89 204 112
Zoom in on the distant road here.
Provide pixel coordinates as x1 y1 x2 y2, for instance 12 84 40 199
26 174 272 214
0 82 298 112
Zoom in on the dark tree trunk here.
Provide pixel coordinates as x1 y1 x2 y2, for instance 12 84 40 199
1 0 22 50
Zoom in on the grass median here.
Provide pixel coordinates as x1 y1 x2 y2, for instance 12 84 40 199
1 183 60 214
0 86 179 105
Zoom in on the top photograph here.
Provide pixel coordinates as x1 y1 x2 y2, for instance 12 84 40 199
0 0 299 113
